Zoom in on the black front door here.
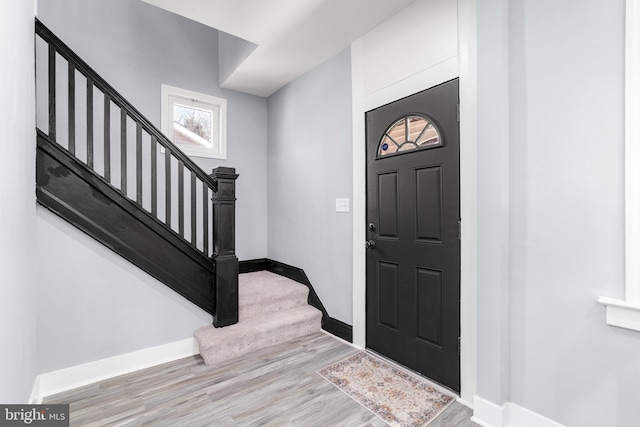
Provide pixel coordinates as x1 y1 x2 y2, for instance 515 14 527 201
365 79 460 392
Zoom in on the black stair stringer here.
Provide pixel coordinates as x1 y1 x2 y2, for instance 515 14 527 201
36 130 215 314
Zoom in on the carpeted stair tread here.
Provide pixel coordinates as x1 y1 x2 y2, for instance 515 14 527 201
195 305 322 365
239 271 309 321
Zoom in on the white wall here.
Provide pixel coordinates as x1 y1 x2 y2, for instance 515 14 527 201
267 48 354 323
475 0 511 406
37 0 268 261
0 0 37 402
475 0 640 426
16 1 640 425
33 0 268 374
508 0 639 425
36 207 211 373
357 0 458 99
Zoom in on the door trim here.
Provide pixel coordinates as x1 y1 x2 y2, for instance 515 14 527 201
350 0 477 405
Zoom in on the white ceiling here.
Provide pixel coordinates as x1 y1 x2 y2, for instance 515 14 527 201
141 0 417 97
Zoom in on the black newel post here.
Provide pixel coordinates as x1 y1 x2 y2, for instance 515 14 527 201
210 167 239 327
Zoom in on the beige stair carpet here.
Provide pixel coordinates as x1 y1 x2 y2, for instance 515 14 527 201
195 271 322 365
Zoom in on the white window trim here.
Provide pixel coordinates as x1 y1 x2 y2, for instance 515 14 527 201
161 84 227 160
598 0 640 332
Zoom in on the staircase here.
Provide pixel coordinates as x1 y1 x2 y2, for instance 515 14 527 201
34 18 238 327
34 19 326 365
195 271 322 365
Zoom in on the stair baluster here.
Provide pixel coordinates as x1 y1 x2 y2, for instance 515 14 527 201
34 19 238 327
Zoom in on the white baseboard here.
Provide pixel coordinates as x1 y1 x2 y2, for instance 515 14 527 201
456 396 473 409
30 338 198 404
471 395 565 427
320 329 363 350
472 395 505 427
28 376 41 405
505 403 565 427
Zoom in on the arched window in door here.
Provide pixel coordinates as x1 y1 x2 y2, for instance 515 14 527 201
377 115 441 158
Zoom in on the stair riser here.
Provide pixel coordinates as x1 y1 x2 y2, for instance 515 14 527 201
199 314 322 365
196 271 322 366
239 293 309 321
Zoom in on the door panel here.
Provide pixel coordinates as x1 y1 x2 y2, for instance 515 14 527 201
416 166 443 242
365 79 460 392
415 267 443 346
378 173 399 238
378 262 400 329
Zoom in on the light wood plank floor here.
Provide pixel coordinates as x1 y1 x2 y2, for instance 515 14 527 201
45 332 477 426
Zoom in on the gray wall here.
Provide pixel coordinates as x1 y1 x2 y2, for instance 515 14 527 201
477 0 640 425
0 0 38 402
34 0 268 373
267 48 353 324
37 0 268 261
36 207 211 373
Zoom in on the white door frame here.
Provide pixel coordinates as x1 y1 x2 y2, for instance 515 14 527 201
351 0 477 405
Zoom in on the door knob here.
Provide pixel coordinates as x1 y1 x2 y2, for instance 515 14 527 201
365 240 376 248
368 223 376 231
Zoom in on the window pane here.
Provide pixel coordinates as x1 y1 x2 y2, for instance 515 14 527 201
377 115 441 158
379 135 399 156
416 123 439 147
172 103 214 148
161 84 227 159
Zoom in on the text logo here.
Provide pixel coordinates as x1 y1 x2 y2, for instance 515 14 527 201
0 405 69 426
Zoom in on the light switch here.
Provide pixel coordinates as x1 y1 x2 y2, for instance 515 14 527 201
336 198 350 213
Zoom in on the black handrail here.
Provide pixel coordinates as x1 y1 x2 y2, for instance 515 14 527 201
34 18 240 327
35 19 218 258
35 20 216 189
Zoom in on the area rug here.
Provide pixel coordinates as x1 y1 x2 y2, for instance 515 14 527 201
317 352 455 427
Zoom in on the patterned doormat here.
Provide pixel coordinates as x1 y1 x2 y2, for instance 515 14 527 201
317 352 455 427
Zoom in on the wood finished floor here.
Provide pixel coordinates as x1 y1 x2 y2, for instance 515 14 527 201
45 332 477 427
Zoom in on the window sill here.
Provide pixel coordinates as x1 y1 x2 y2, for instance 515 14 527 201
180 146 227 160
597 296 640 332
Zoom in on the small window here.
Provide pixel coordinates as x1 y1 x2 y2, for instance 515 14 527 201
161 84 227 159
377 115 441 158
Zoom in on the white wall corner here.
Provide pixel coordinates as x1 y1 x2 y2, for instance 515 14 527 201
456 396 474 409
471 395 504 427
31 338 197 404
457 0 478 405
350 39 367 349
